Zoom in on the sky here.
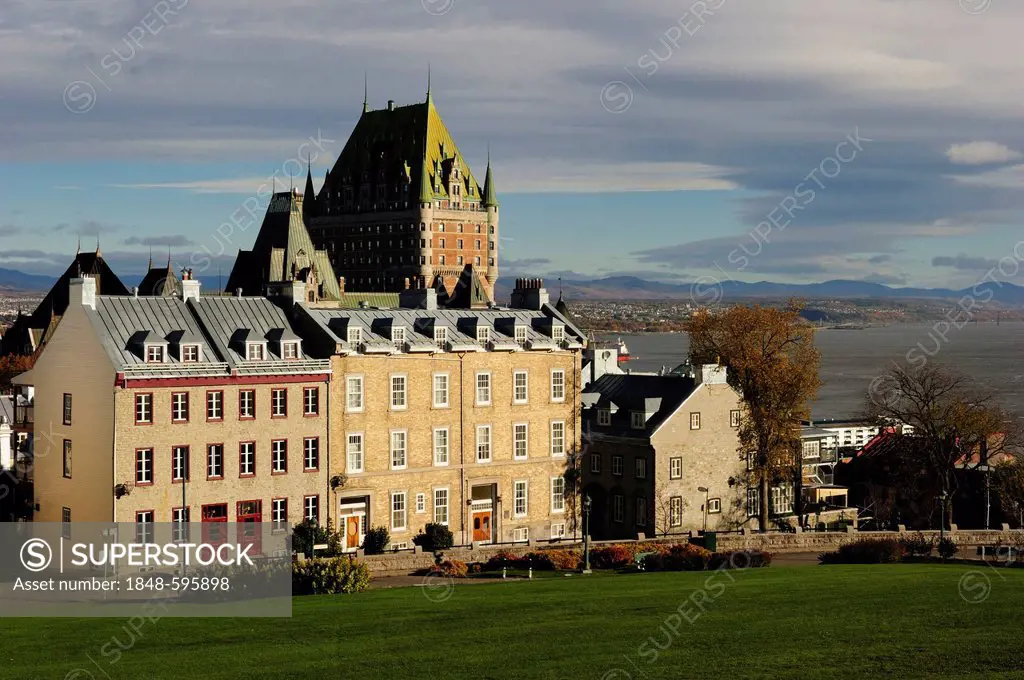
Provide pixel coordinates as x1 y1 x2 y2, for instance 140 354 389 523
2 0 1024 289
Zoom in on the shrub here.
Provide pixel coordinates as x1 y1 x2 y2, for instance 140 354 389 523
589 544 634 569
523 552 555 570
292 557 370 595
708 550 772 570
413 523 455 552
819 538 904 565
644 543 712 572
430 559 468 578
362 526 390 555
938 537 958 560
468 562 483 574
484 549 522 571
292 519 331 558
899 531 934 557
539 548 582 571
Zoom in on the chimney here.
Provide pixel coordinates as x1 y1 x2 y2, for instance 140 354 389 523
0 415 11 471
339 277 346 294
180 268 201 302
510 277 549 310
235 288 243 298
399 288 438 311
69 276 97 310
387 100 395 111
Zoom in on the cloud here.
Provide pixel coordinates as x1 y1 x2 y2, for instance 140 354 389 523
946 141 1023 166
931 254 999 271
124 235 196 247
77 220 121 236
501 257 552 271
0 224 21 238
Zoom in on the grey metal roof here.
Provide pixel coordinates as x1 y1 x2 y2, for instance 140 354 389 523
299 305 584 355
0 396 13 424
89 295 220 369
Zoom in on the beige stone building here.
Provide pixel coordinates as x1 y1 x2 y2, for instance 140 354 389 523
19 275 331 542
581 364 748 540
291 280 584 549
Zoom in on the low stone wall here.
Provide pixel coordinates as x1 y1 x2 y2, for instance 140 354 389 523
355 528 1024 577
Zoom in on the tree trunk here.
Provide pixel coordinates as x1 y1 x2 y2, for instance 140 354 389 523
759 475 770 531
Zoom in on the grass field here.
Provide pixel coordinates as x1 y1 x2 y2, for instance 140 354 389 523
4 564 1024 679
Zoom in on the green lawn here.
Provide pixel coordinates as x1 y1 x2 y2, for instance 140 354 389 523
4 564 1024 679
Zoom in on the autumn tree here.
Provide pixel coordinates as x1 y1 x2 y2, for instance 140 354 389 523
688 301 821 531
866 362 1021 528
0 353 35 393
993 459 1024 528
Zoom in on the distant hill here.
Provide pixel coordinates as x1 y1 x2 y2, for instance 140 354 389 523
496 276 1024 305
0 268 58 291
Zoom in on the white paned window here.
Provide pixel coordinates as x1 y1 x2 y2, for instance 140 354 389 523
476 425 492 463
346 376 364 412
476 372 491 406
391 492 407 531
550 421 565 457
513 423 528 460
514 480 528 517
433 428 449 466
433 373 449 407
391 374 407 410
434 488 449 525
551 476 565 513
551 369 565 402
513 370 528 404
390 430 407 470
346 433 364 473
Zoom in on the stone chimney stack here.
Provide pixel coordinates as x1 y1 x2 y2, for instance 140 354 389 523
0 415 12 470
181 268 201 302
510 277 550 310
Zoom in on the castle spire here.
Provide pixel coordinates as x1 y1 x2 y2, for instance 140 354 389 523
148 246 152 270
426 63 432 106
483 152 498 208
418 146 433 205
303 152 318 222
363 72 368 113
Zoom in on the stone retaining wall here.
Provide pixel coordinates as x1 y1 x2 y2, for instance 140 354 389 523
355 528 1024 576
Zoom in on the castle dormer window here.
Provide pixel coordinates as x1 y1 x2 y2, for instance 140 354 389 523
434 326 448 349
477 326 491 346
246 342 266 361
514 326 528 348
182 344 201 363
282 342 300 360
347 327 362 344
391 327 406 347
551 325 565 343
145 345 166 363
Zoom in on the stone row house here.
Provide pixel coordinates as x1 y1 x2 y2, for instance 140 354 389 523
19 275 584 550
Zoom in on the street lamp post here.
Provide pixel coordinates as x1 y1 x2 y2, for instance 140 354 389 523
698 486 709 535
939 489 949 545
582 494 592 574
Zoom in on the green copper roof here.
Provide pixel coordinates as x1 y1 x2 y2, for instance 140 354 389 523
325 96 486 206
483 161 498 207
332 293 401 309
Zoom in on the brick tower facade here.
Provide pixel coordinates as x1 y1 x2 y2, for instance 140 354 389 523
306 91 499 303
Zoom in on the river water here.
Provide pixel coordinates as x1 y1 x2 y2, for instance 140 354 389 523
600 322 1024 420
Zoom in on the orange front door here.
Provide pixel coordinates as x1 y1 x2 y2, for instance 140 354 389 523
345 516 361 550
472 511 492 543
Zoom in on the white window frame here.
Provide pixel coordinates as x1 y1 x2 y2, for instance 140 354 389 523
207 390 223 420
550 369 566 402
390 374 408 411
513 527 529 542
551 325 565 343
390 430 408 470
513 423 529 460
432 326 447 350
690 412 701 430
669 456 682 480
181 344 200 363
246 342 266 361
172 445 189 482
432 373 449 408
476 326 490 346
346 433 364 473
730 409 741 428
590 452 601 474
550 523 566 539
611 455 624 476
550 420 566 457
631 412 646 429
239 389 255 418
347 327 362 345
239 441 255 476
635 457 647 480
135 449 153 484
272 498 287 532
514 480 528 517
282 341 300 360
346 375 364 413
391 326 406 347
172 507 190 543
551 476 565 513
304 495 319 524
271 388 287 417
146 344 165 363
747 487 760 517
271 439 287 474
391 491 407 532
415 493 426 514
206 444 223 478
135 393 152 424
476 424 492 463
513 370 529 404
303 437 319 471
708 498 722 514
433 427 449 466
303 386 318 416
514 325 528 347
475 371 491 406
434 488 449 525
171 392 188 422
597 409 611 426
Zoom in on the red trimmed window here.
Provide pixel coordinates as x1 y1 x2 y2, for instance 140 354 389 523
171 392 189 423
171 445 190 482
271 498 287 533
303 437 319 471
304 495 319 524
206 444 224 480
206 390 224 421
239 389 256 419
303 387 319 416
239 441 255 477
236 499 263 555
271 439 287 474
134 393 153 424
135 448 153 486
271 388 287 418
201 503 228 545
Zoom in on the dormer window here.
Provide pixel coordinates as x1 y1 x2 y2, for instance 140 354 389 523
476 326 490 346
347 327 362 344
434 326 448 349
391 326 406 346
181 344 200 363
551 325 566 343
282 342 300 360
146 345 165 363
598 409 611 426
631 412 646 429
514 326 528 348
247 342 266 361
